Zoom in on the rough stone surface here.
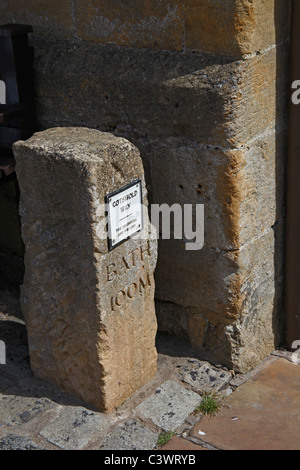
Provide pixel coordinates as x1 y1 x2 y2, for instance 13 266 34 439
137 380 201 431
176 359 232 392
13 127 158 412
0 0 76 40
0 1 290 56
99 419 158 450
0 434 44 450
0 394 55 427
151 127 287 371
185 0 290 57
74 0 184 51
33 39 231 146
39 406 107 450
30 35 289 148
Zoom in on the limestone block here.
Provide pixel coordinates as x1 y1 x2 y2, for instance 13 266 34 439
185 0 290 57
0 0 289 55
154 239 238 314
0 0 75 39
238 128 287 245
33 38 289 150
73 0 184 51
149 124 286 298
149 139 227 248
227 44 290 147
155 223 285 373
33 39 232 146
231 226 285 372
13 127 158 412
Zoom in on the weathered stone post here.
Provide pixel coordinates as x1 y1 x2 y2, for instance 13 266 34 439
13 127 158 412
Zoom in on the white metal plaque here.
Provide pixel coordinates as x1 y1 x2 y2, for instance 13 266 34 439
105 179 143 251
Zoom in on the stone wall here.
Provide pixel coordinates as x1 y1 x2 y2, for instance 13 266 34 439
0 0 291 372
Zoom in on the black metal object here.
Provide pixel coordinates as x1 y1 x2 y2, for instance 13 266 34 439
0 24 36 178
0 24 36 264
285 1 300 349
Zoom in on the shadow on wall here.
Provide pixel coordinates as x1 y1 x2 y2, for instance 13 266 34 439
0 24 36 305
272 0 290 349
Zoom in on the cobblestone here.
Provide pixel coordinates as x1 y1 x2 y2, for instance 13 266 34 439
2 307 298 451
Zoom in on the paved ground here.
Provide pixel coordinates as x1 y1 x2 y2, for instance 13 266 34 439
0 286 300 451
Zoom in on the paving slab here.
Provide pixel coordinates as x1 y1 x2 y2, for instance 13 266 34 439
0 434 44 450
99 419 158 450
137 380 201 431
39 406 107 450
176 359 232 392
190 358 300 450
0 394 55 427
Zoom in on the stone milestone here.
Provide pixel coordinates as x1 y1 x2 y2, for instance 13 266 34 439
13 127 158 412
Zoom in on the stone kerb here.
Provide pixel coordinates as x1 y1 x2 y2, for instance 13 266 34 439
13 127 158 412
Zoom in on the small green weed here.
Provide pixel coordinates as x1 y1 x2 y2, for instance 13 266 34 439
194 391 224 417
157 430 176 447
